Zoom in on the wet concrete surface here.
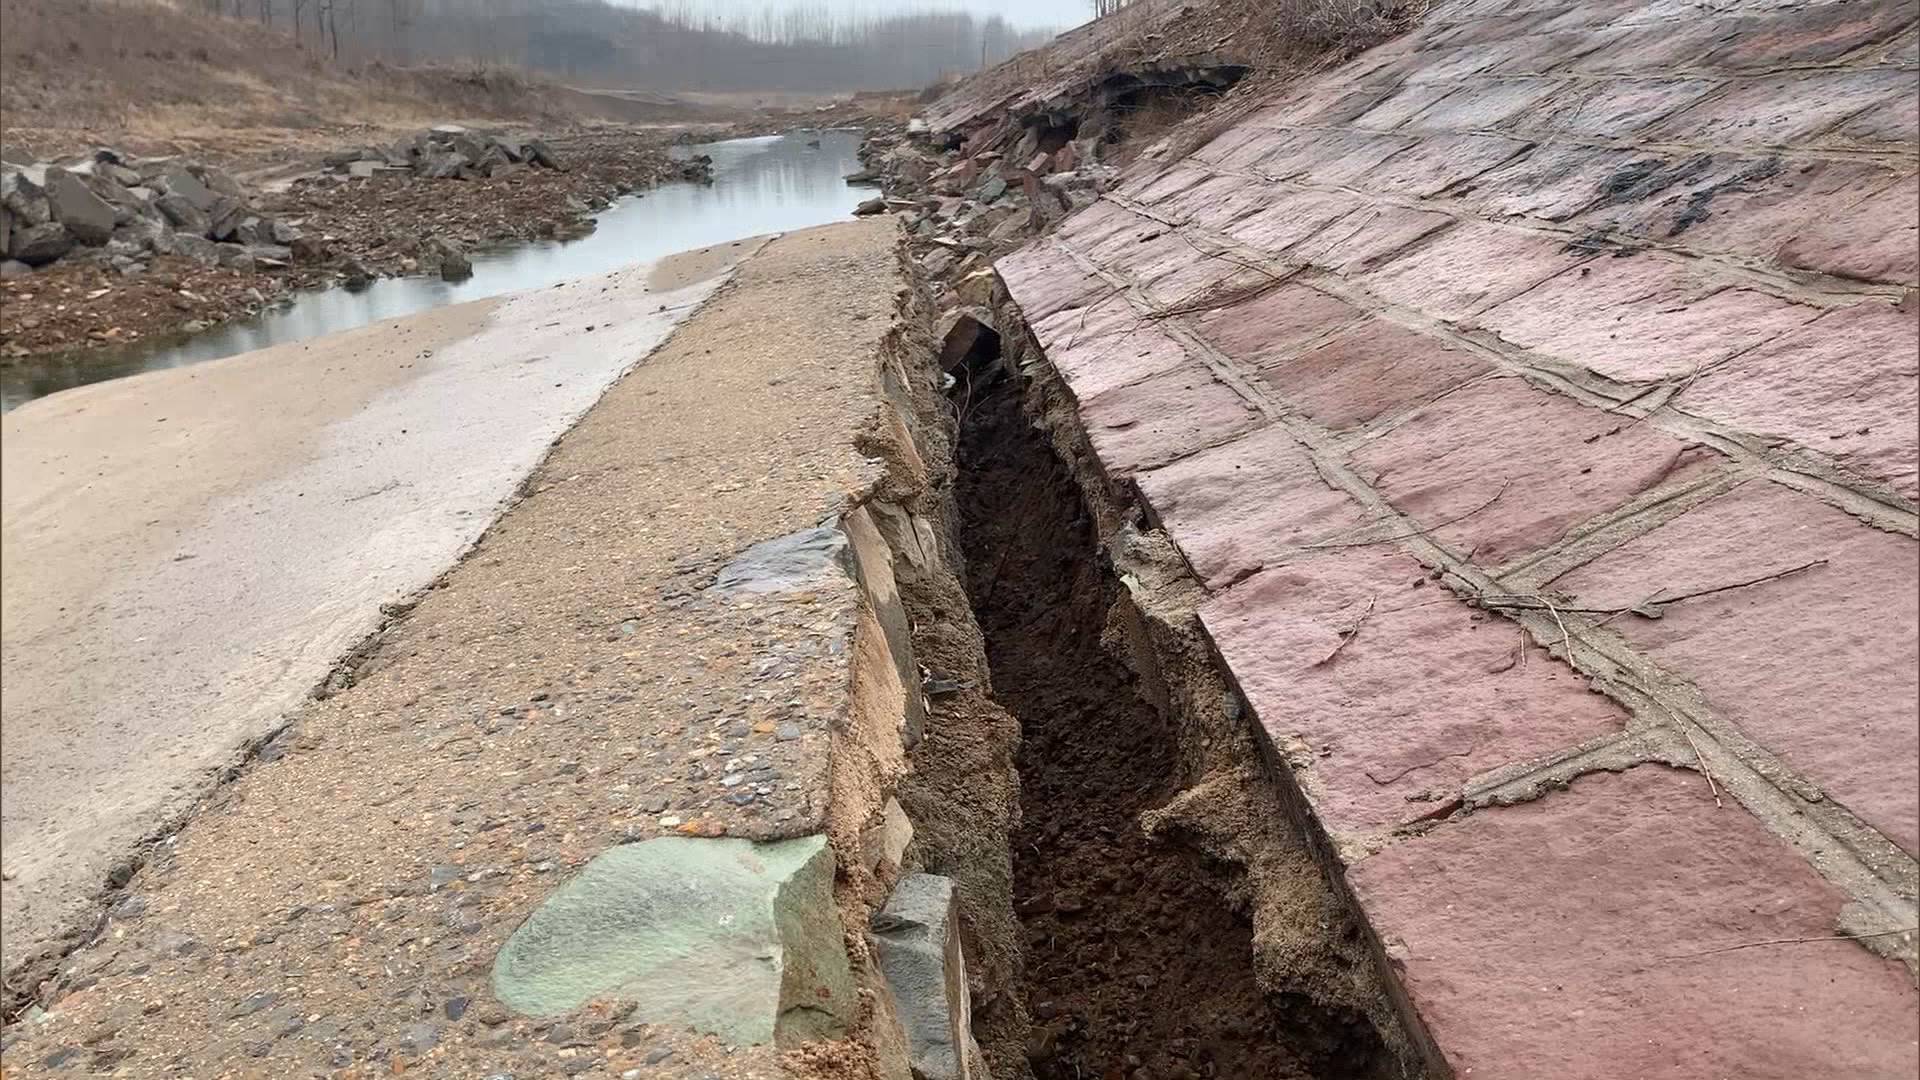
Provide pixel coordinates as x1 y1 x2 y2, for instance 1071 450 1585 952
0 241 759 984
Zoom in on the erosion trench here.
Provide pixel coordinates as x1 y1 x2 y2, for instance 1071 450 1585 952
928 307 1415 1080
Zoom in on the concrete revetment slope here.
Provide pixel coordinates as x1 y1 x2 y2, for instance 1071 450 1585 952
996 0 1920 1074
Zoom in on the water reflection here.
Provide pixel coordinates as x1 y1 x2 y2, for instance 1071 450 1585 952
2 130 868 410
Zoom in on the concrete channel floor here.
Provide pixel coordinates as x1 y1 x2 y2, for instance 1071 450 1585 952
0 241 755 985
0 220 918 1077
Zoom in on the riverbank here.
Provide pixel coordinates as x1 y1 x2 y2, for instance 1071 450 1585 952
0 128 692 362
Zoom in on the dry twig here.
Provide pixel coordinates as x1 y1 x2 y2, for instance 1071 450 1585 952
1678 723 1724 808
1660 926 1917 960
1312 594 1375 667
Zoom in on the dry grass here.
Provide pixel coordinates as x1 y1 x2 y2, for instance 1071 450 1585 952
0 0 586 165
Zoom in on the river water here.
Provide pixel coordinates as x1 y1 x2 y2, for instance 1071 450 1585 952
1 129 868 410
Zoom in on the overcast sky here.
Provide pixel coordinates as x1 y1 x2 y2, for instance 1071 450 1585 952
621 0 1089 33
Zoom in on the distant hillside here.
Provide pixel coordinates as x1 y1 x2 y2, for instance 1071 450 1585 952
0 0 629 163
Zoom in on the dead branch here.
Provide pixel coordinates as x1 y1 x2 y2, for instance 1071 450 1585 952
1311 594 1375 667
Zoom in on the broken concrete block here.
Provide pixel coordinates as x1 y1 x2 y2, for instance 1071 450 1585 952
154 193 211 235
171 233 221 266
9 221 72 266
952 269 997 309
197 166 245 198
160 165 215 212
491 835 854 1047
873 874 975 1080
937 309 999 373
1 167 50 226
523 138 561 170
46 169 115 245
844 505 926 748
863 796 914 873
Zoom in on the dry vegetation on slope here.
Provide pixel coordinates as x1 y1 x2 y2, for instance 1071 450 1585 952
0 0 657 166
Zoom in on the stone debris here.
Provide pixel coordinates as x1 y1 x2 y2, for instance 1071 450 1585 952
490 834 855 1047
862 795 915 873
321 125 568 182
0 149 304 275
853 114 1113 314
873 874 981 1080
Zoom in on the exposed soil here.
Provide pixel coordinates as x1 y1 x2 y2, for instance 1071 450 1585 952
955 362 1396 1080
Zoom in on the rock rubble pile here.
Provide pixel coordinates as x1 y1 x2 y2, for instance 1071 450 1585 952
1 150 304 278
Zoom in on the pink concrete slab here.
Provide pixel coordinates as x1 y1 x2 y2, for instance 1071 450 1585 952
1228 188 1372 254
1080 362 1265 476
1042 301 1192 402
1147 260 1266 317
1293 85 1411 127
1681 299 1919 500
1570 152 1774 238
1825 82 1919 145
1196 123 1299 171
1535 0 1648 33
1655 158 1903 259
1354 376 1721 565
1351 83 1462 131
1082 213 1182 267
1290 204 1455 275
1058 198 1156 254
1703 0 1918 67
1777 172 1919 285
1347 765 1920 1080
998 243 1111 324
1360 222 1596 323
1394 77 1563 132
1401 41 1534 84
1136 424 1370 588
1157 173 1274 234
1107 227 1220 287
1360 132 1536 198
1566 21 1741 73
1253 318 1492 431
1126 163 1215 207
1480 253 1823 382
1551 480 1920 853
1515 77 1722 140
1188 282 1366 368
1487 28 1637 73
1456 143 1642 220
1650 70 1917 146
1419 8 1564 48
1201 551 1626 832
1255 129 1419 186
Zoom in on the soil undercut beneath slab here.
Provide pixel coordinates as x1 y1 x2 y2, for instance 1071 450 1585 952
954 363 1398 1080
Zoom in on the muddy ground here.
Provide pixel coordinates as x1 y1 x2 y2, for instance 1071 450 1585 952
954 361 1400 1080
